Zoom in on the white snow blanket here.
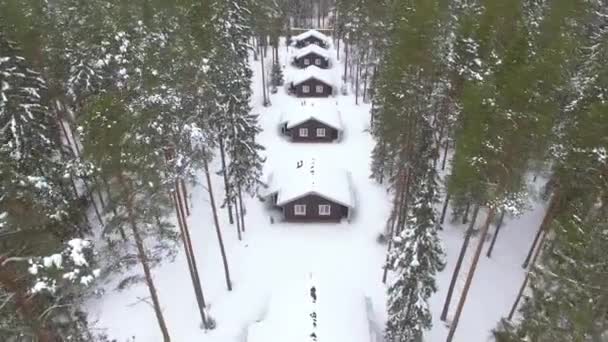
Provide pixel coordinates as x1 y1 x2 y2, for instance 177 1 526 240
263 158 355 208
247 274 370 342
291 30 331 46
279 99 343 130
293 44 331 60
288 65 337 87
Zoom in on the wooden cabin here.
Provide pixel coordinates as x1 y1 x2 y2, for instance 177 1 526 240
279 101 343 143
292 45 330 69
289 66 334 98
247 275 379 342
291 29 331 49
262 159 355 223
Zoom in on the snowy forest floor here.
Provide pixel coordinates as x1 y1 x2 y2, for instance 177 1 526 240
86 38 546 342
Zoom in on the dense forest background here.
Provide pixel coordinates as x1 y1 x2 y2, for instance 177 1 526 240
1 0 606 341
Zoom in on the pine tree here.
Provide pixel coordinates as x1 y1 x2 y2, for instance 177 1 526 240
271 62 284 87
386 122 445 342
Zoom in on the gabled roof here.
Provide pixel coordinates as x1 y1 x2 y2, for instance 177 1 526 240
292 30 330 45
294 44 330 60
289 65 335 87
262 158 355 208
279 100 343 130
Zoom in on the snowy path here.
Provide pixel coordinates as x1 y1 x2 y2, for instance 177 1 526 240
87 38 546 342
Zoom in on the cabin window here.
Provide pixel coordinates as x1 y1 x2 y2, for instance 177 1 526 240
304 58 310 65
316 85 324 93
316 128 326 137
315 58 321 66
303 85 310 93
299 128 309 137
294 204 307 216
319 204 331 216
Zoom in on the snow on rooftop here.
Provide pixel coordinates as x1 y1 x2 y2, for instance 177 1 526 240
292 30 330 44
263 158 355 208
294 44 330 60
247 274 370 342
289 65 336 87
279 99 343 130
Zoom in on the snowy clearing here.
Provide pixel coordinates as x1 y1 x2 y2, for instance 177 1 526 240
87 37 545 342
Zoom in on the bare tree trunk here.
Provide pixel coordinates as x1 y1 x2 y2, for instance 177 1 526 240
238 187 246 233
203 156 233 291
218 137 234 225
234 198 243 241
434 124 445 169
362 56 369 102
441 138 449 170
508 228 546 320
120 175 171 342
261 48 269 106
486 210 506 258
336 35 340 61
173 188 209 329
440 193 451 225
462 201 471 224
180 178 190 217
82 178 103 226
446 208 496 342
253 37 259 61
522 193 559 269
343 41 349 83
440 204 480 321
355 58 360 105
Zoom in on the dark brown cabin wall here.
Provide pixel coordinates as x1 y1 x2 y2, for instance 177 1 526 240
294 79 333 98
282 194 348 222
289 120 338 142
295 53 330 69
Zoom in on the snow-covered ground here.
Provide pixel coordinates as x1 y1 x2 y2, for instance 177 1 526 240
87 37 546 342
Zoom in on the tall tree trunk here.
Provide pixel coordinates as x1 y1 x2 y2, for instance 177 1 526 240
522 193 559 268
440 204 480 322
355 58 360 104
218 137 234 225
486 210 506 258
203 156 233 291
343 41 349 83
441 138 449 170
462 201 471 224
82 178 103 225
179 178 190 217
508 228 546 320
120 175 171 342
238 187 246 233
234 198 243 241
173 188 209 329
261 48 269 106
440 193 451 225
336 35 340 61
446 208 496 342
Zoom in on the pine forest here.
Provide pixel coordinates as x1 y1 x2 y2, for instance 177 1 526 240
0 0 606 341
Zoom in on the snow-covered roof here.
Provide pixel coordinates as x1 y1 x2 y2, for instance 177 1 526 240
294 44 330 60
263 158 355 208
279 100 343 130
289 65 336 87
292 30 330 45
247 275 370 342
